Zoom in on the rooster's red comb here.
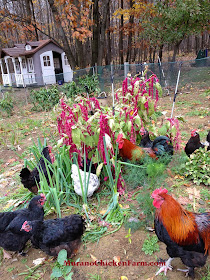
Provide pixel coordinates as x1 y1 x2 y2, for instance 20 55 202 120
151 187 168 198
40 193 46 199
191 129 197 137
116 133 123 143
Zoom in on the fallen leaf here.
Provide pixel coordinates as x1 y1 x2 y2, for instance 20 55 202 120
6 158 16 165
3 250 12 259
122 204 130 209
3 199 19 209
2 170 17 177
113 256 120 265
120 276 128 280
100 209 107 215
90 254 98 262
177 197 190 205
33 257 46 266
166 169 174 178
146 277 155 280
174 175 184 180
186 187 200 199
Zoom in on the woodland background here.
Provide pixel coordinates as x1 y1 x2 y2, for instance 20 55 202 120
0 0 209 70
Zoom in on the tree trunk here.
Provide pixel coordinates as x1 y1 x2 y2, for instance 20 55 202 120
119 0 123 65
171 40 182 62
29 0 39 41
106 5 111 65
47 0 76 69
126 0 134 63
92 0 100 66
97 0 110 66
158 45 164 62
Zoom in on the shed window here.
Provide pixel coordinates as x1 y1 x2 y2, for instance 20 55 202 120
22 58 27 69
27 58 34 72
15 59 20 72
43 55 51 67
64 55 69 65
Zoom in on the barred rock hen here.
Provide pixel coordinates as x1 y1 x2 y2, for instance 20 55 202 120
20 147 53 194
184 130 205 157
0 194 46 259
21 214 85 258
139 128 173 157
152 188 209 279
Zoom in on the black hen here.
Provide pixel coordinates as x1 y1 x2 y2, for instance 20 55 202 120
140 128 173 157
20 147 53 194
152 136 174 157
21 214 85 258
140 127 153 148
184 130 205 157
0 194 46 258
81 158 97 174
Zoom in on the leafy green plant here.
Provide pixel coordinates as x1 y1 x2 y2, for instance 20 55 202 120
61 81 80 99
23 139 78 217
62 74 100 98
30 85 60 111
88 274 102 280
199 264 210 280
50 249 77 280
183 148 210 185
136 190 155 226
142 234 159 255
77 74 100 96
0 92 13 116
125 228 132 244
200 189 210 201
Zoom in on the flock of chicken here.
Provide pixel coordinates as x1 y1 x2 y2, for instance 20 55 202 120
0 129 209 279
0 194 85 260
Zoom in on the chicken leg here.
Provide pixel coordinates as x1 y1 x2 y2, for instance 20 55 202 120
155 257 174 276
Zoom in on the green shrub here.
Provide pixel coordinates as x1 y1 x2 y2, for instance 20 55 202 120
142 234 159 255
77 74 100 95
0 92 13 116
30 85 60 111
62 74 101 99
183 148 210 186
61 81 80 99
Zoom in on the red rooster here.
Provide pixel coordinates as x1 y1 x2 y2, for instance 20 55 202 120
116 133 157 161
152 187 209 279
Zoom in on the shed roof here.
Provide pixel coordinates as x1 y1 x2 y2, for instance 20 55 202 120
0 39 62 58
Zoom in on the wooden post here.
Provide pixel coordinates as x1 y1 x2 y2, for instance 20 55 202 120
4 57 12 86
18 57 28 104
124 62 129 79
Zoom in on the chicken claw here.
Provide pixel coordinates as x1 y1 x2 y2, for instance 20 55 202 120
177 267 190 277
155 257 173 276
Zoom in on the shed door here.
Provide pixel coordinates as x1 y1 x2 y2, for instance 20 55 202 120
40 51 56 84
61 52 73 82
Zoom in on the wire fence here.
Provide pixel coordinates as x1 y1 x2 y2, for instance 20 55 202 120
0 57 209 97
73 57 210 94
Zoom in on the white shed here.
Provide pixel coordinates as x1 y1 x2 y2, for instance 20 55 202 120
0 39 73 87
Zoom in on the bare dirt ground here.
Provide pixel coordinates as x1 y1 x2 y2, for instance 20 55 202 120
0 85 209 280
